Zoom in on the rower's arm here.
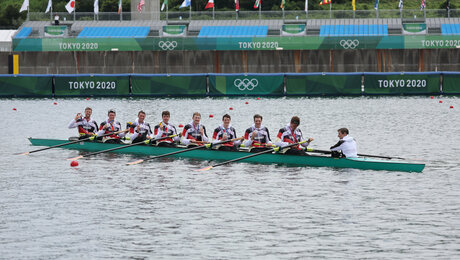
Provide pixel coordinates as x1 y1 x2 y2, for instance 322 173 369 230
68 119 80 129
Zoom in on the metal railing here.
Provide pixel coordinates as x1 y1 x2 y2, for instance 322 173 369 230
27 9 459 22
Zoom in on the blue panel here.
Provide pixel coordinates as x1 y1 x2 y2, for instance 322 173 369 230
15 27 32 38
383 24 388 35
345 25 349 36
446 24 452 35
454 24 460 34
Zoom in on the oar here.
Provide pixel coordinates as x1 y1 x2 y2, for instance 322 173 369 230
196 141 307 172
67 134 179 161
18 130 128 156
305 148 405 160
126 137 243 166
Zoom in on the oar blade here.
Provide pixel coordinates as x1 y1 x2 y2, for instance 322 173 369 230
67 155 83 161
195 166 213 172
17 152 30 156
126 159 144 166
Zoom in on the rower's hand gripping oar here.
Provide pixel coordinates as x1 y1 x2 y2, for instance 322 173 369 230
305 148 405 160
196 140 308 172
67 134 179 161
17 130 129 156
126 137 244 166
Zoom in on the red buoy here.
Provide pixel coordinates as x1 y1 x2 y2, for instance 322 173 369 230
257 97 260 100
179 124 184 127
70 161 79 167
430 96 434 99
209 114 214 118
53 102 57 105
229 107 233 110
245 101 249 104
12 108 17 111
86 97 90 100
450 106 454 109
439 100 443 103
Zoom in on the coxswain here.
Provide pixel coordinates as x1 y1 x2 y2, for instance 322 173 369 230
154 110 180 147
130 110 153 144
181 112 209 147
212 114 241 151
275 116 313 155
330 128 358 158
243 114 273 153
68 107 98 139
96 109 126 144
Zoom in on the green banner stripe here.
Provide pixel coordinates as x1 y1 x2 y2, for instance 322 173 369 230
131 75 206 95
54 76 130 96
12 35 460 52
442 73 460 94
208 74 284 96
0 76 52 97
286 74 362 95
363 73 441 94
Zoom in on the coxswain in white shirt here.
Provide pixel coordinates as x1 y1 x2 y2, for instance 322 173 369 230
67 107 98 139
130 110 153 144
275 116 314 155
243 114 273 153
154 110 180 147
181 112 209 147
212 114 241 152
96 109 126 144
330 128 358 158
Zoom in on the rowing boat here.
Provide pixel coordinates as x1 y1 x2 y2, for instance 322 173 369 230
28 138 425 172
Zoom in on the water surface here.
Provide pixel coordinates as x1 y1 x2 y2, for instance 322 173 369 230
1 96 459 258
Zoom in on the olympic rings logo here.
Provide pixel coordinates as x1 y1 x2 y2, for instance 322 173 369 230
158 41 178 50
234 78 259 91
340 39 360 49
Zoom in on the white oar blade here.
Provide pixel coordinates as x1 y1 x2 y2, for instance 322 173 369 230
126 159 144 166
67 155 83 161
17 152 30 156
195 166 213 172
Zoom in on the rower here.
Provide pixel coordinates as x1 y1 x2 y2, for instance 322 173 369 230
154 110 180 147
96 109 125 144
181 112 209 147
243 114 273 153
212 114 241 151
68 107 98 139
275 116 313 155
330 128 358 158
130 110 153 144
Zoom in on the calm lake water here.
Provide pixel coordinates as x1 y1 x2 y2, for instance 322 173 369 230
1 96 459 259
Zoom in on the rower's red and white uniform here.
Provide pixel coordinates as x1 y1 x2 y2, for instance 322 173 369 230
130 118 153 142
330 135 357 158
97 119 125 139
212 124 241 147
68 117 98 136
275 125 310 150
154 122 180 143
243 124 272 147
181 122 208 146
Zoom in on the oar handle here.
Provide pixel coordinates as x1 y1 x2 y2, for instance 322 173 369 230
72 134 179 160
132 137 243 164
201 140 306 170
